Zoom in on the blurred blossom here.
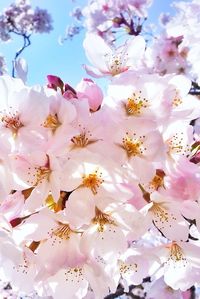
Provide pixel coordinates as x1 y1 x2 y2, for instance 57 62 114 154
159 12 171 26
65 24 83 40
70 7 83 21
32 7 53 33
0 55 7 75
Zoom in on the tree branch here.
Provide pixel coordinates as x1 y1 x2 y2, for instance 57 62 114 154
104 284 145 299
190 286 196 299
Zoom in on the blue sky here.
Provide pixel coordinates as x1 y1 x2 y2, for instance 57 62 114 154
0 0 177 88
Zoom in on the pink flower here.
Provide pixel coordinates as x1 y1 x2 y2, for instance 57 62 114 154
155 241 200 291
141 191 189 242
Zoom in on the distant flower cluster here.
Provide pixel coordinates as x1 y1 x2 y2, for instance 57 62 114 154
145 0 200 85
62 0 152 43
0 0 53 42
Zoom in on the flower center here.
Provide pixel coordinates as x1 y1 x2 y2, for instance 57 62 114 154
105 53 128 76
35 166 51 185
71 125 99 149
119 261 138 275
43 114 60 132
82 170 104 195
124 92 148 116
1 112 23 136
71 132 89 147
122 132 145 158
53 223 72 240
150 202 169 223
172 95 183 108
92 207 115 232
167 132 190 155
167 243 186 263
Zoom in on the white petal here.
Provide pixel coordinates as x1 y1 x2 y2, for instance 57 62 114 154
15 58 28 83
46 268 88 299
83 33 111 72
126 36 146 68
65 189 95 228
83 64 105 78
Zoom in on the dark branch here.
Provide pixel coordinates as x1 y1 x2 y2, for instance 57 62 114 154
189 81 200 95
104 284 146 299
190 286 195 299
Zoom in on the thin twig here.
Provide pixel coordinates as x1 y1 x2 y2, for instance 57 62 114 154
189 90 200 95
104 284 145 299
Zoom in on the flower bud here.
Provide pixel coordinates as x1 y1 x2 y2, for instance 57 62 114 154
63 83 77 99
47 75 64 92
76 78 103 111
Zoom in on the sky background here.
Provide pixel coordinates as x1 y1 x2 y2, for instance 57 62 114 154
0 0 179 89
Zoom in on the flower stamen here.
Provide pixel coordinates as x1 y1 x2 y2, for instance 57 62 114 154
121 132 146 158
53 223 72 240
43 114 61 132
124 92 148 116
92 207 116 232
1 111 23 137
82 170 104 195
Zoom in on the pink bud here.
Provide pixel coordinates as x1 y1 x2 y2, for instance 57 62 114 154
63 90 77 100
63 83 77 100
47 75 64 91
76 78 103 111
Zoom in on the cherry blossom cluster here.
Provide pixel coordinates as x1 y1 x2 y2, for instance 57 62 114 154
63 0 152 43
145 0 200 86
0 0 53 42
0 31 200 299
145 35 189 77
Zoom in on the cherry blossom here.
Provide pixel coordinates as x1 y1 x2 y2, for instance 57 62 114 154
83 33 145 77
1 1 200 295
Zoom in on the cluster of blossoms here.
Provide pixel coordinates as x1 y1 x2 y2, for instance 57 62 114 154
0 30 200 299
62 7 84 42
145 35 189 77
0 0 53 42
145 0 200 86
63 0 152 43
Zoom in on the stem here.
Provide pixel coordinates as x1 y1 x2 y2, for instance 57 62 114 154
12 33 31 78
120 13 136 35
189 90 200 95
119 13 143 36
189 82 200 95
